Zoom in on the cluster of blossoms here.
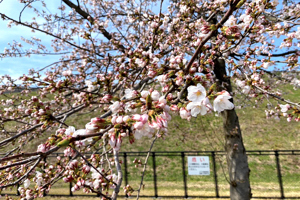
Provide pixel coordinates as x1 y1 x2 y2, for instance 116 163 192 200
184 83 234 119
16 164 60 199
107 89 172 151
265 104 299 122
36 82 236 155
60 157 118 195
236 80 251 94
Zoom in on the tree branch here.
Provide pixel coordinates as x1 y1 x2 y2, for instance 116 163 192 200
62 0 126 53
0 157 42 189
184 0 242 73
111 149 122 200
136 133 158 200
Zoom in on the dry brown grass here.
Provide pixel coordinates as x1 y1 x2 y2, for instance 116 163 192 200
3 180 300 200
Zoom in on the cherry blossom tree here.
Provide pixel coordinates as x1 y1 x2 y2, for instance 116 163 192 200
0 0 299 200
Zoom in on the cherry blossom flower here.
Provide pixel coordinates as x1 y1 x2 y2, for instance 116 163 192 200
109 101 121 113
35 172 44 187
224 16 237 27
140 91 150 102
151 90 160 101
187 83 206 102
87 84 97 92
133 121 144 129
124 89 138 99
73 129 87 137
24 179 30 189
132 114 148 124
187 97 212 117
91 167 102 179
187 102 207 117
279 104 290 113
123 115 130 122
37 144 50 153
180 107 191 120
64 147 76 157
149 115 168 130
82 165 91 174
125 102 137 113
213 91 234 113
65 126 76 136
7 173 13 180
170 105 179 111
236 80 251 94
157 74 168 84
242 85 251 94
236 80 246 88
116 116 123 124
62 70 72 76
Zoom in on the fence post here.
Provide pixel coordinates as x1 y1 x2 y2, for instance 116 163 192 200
275 151 284 199
124 152 128 198
70 182 73 196
181 152 188 198
43 157 47 197
152 152 158 198
17 184 20 196
211 151 219 198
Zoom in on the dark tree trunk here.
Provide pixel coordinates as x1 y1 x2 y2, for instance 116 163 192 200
213 58 252 200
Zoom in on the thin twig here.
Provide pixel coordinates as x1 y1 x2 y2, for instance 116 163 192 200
0 157 42 189
136 132 159 200
199 117 230 184
184 0 241 73
242 70 300 108
71 147 116 185
59 114 69 129
103 136 112 171
84 184 112 199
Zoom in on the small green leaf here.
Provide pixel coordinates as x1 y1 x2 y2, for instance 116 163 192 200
57 138 71 147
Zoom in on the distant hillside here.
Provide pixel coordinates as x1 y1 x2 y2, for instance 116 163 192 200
1 82 299 153
2 87 40 94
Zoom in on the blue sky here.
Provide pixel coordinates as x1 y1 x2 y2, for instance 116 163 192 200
0 0 298 82
0 0 61 81
0 0 167 81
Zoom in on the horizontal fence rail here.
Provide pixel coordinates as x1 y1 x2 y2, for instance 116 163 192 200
2 150 300 199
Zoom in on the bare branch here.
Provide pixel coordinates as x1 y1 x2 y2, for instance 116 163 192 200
184 0 242 73
136 133 158 200
62 0 126 53
0 14 103 57
71 147 116 185
0 157 42 189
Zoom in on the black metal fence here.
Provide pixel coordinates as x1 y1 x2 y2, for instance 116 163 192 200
117 150 300 199
4 150 300 199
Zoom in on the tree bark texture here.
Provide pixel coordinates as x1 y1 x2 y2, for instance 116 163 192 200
213 58 252 200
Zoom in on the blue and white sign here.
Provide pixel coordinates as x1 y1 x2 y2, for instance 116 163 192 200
188 156 210 175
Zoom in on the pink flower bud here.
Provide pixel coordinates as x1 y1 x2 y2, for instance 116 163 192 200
82 165 91 174
132 114 141 121
123 115 129 122
111 115 117 124
170 105 179 111
62 70 72 76
116 116 123 124
31 96 38 102
133 121 144 130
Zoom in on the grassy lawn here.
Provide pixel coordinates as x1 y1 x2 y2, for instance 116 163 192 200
3 180 300 199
